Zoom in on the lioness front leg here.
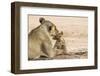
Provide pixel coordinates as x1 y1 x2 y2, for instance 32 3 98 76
42 42 55 59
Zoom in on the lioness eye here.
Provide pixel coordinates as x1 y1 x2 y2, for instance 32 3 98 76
49 26 52 31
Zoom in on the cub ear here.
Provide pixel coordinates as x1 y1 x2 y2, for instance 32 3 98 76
39 17 45 24
60 31 63 35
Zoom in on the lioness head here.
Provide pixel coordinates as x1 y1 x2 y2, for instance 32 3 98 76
39 17 59 37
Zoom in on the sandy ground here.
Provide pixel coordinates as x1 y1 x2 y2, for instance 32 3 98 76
28 15 88 60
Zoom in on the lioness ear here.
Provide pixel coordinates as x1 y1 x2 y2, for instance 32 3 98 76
39 17 45 24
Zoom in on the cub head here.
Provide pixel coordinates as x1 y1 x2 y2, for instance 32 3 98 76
39 17 59 36
53 31 63 41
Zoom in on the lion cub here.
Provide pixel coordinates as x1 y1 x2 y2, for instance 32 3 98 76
53 31 67 56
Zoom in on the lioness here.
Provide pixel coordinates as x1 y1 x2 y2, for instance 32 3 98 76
28 17 58 60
